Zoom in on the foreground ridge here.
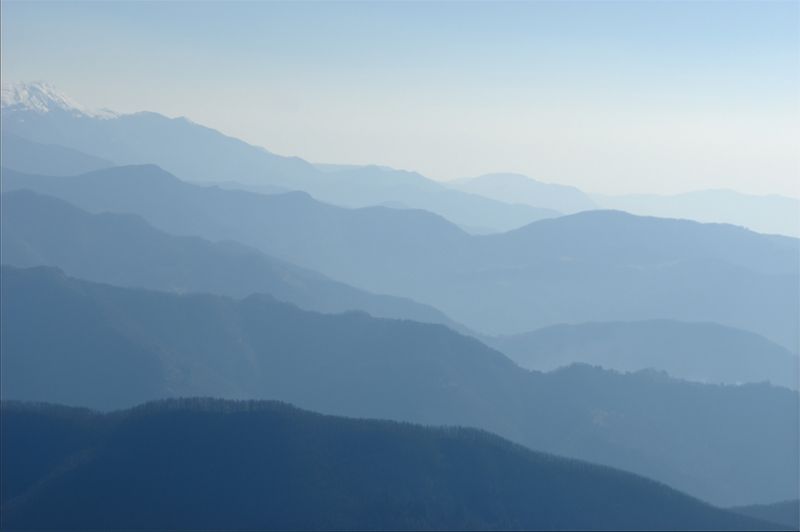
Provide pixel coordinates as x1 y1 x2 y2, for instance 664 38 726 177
0 398 782 531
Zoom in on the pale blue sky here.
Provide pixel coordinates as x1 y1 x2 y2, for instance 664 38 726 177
2 1 798 195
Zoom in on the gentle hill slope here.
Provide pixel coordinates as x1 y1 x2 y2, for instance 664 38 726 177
1 399 778 531
730 500 799 530
2 265 797 507
595 189 800 238
483 209 798 275
491 320 799 388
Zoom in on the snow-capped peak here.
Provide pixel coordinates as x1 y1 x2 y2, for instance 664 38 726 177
1 81 117 118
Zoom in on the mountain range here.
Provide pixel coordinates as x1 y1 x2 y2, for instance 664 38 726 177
0 82 558 233
6 189 796 390
2 81 798 526
0 189 464 331
3 164 797 351
449 170 799 238
3 265 797 507
4 81 798 238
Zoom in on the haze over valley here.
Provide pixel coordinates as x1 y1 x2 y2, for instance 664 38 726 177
1 2 798 530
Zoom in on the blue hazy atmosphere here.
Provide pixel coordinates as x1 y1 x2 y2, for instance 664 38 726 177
2 1 798 195
1 2 799 530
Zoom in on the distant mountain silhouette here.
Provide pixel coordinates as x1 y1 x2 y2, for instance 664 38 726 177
1 132 113 176
1 399 779 531
0 189 463 331
485 209 797 275
451 172 597 214
490 320 799 388
3 265 797 507
730 500 799 530
4 82 794 235
204 167 558 235
4 165 797 350
1 89 558 232
594 189 800 238
1 95 319 186
0 164 474 305
304 164 561 233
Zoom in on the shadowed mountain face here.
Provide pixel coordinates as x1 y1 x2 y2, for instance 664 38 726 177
451 172 597 214
0 102 557 232
2 266 797 507
1 400 778 531
0 190 464 331
490 320 799 389
4 165 798 350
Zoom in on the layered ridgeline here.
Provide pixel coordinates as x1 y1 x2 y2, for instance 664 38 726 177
0 83 558 233
450 172 800 238
4 191 794 390
0 190 464 332
450 172 598 214
489 320 799 389
4 82 796 237
1 401 777 531
3 266 797 507
3 165 798 351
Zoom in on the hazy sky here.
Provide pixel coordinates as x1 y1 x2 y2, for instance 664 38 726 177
2 1 798 196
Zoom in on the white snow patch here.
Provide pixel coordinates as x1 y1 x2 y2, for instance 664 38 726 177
1 81 119 119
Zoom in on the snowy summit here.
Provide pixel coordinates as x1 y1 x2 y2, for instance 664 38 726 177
1 81 117 118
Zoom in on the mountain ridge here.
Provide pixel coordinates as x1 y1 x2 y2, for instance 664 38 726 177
2 398 781 531
0 189 467 332
490 319 799 388
3 164 797 350
1 86 560 233
2 264 797 506
451 172 597 214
